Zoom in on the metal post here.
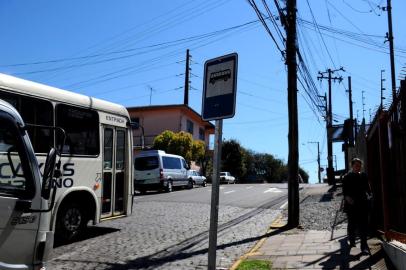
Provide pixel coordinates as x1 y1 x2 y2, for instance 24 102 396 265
208 119 222 270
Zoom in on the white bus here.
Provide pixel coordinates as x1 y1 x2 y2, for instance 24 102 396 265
0 98 58 269
0 73 133 243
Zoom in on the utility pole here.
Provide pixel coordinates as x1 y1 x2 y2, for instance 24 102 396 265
356 110 360 123
381 70 386 109
362 90 366 120
318 67 343 186
343 76 354 171
184 49 190 106
347 76 354 146
285 0 299 228
308 141 321 183
347 77 353 122
148 85 155 105
386 0 397 102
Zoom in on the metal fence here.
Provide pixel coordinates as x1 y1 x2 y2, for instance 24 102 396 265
366 79 406 243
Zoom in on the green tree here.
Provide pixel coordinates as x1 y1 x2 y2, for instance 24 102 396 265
242 149 256 180
153 131 205 165
152 130 174 152
192 140 205 161
299 167 309 183
167 131 193 162
221 139 246 180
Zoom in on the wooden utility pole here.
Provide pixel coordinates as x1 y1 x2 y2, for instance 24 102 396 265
286 0 299 228
348 77 354 126
344 76 354 171
386 0 397 102
318 68 343 185
347 76 354 146
362 90 366 120
184 49 190 106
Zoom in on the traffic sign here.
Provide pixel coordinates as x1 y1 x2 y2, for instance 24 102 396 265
202 53 238 121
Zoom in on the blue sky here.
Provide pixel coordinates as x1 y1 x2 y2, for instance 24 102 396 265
1 0 405 183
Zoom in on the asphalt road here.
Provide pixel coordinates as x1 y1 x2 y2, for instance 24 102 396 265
49 184 288 270
134 183 289 209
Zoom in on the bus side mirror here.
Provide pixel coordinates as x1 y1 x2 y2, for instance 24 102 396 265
41 148 57 200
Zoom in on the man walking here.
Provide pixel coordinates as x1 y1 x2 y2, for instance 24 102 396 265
342 158 372 253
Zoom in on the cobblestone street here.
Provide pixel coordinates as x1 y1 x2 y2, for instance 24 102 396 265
50 195 281 269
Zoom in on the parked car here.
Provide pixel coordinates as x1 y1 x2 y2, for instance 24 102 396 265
134 150 192 193
220 172 236 184
187 170 207 187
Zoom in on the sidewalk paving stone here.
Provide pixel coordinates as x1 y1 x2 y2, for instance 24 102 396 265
240 184 395 270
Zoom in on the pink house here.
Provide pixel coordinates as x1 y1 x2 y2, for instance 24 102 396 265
127 104 215 150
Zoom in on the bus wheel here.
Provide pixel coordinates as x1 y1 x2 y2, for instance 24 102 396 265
56 203 86 243
166 181 173 193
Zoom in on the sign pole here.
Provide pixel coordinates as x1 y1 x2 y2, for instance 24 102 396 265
202 53 237 269
208 119 222 270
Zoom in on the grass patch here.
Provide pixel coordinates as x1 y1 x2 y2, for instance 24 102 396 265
236 259 272 270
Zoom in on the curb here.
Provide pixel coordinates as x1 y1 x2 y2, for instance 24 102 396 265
229 214 285 270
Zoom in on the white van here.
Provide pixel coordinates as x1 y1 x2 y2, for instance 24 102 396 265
134 150 192 193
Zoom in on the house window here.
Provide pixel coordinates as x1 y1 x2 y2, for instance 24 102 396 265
199 128 205 141
187 120 194 135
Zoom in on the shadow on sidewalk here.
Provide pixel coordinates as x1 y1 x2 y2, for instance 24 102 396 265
317 238 360 269
303 237 395 270
99 227 290 269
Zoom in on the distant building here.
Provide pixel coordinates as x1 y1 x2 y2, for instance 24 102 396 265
127 104 215 150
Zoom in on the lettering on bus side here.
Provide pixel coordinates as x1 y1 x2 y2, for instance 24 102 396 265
105 115 125 124
11 215 37 226
0 162 76 188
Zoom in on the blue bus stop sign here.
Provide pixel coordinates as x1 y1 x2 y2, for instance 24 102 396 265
202 53 238 121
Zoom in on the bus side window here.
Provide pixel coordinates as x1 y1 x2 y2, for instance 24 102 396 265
56 104 99 156
0 90 54 153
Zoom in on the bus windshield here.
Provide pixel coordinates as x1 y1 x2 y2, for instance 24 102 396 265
0 113 33 198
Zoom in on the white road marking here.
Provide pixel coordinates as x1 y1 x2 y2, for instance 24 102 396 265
264 188 283 193
246 186 253 189
220 186 225 190
279 201 288 209
224 190 235 194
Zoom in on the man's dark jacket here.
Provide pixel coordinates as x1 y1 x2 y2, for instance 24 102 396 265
342 172 371 211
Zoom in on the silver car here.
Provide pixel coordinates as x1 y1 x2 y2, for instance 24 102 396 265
187 170 207 187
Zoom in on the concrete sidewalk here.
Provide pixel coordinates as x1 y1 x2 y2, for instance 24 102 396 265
236 183 395 270
247 227 392 269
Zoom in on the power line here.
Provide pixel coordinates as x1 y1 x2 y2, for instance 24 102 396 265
246 0 285 58
305 0 337 68
7 19 260 72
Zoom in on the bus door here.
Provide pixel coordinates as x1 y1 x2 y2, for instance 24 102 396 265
101 126 126 218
